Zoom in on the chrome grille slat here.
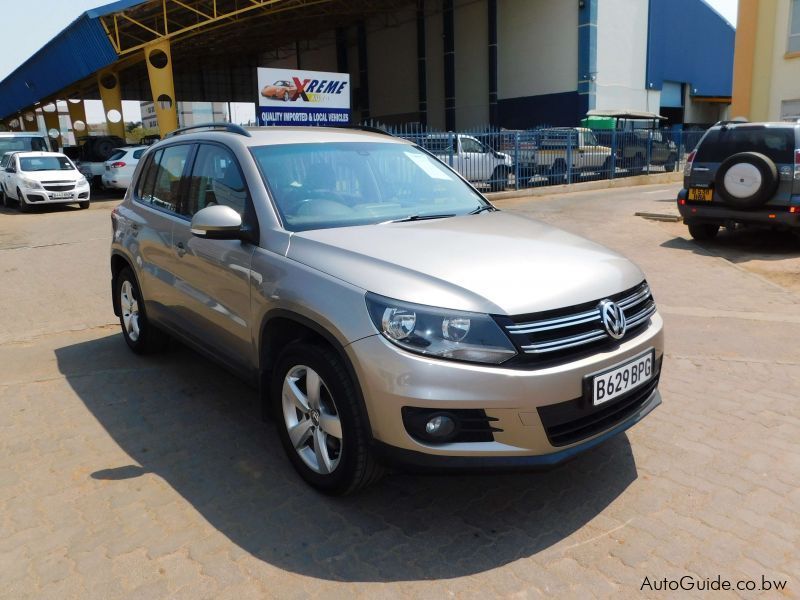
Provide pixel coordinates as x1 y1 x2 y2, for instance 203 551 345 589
504 282 656 360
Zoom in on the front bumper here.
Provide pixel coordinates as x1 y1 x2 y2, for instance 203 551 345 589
347 312 664 463
21 188 90 205
677 189 800 228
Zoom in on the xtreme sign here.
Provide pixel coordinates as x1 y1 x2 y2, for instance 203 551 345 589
257 67 351 126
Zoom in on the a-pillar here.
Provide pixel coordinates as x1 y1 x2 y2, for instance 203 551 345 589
97 69 126 139
41 100 62 150
144 39 178 137
66 97 89 139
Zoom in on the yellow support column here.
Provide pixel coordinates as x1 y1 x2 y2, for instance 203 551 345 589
97 69 126 139
144 39 178 137
42 101 62 150
20 108 38 132
66 97 89 138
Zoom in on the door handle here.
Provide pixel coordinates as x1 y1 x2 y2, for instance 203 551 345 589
175 241 186 257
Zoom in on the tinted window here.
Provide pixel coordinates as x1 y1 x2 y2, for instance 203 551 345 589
252 142 485 231
420 137 454 155
107 150 126 162
183 144 248 217
146 145 191 212
0 136 47 154
696 128 796 164
136 150 161 201
133 149 145 159
19 156 74 171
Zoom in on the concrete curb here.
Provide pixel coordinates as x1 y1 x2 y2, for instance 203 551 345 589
485 172 683 202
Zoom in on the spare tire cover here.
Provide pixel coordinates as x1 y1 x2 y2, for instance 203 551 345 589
715 151 778 209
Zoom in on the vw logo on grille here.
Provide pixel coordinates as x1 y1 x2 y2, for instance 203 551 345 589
599 299 627 340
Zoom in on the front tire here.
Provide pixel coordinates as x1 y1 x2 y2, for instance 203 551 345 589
79 200 90 209
114 267 168 354
16 189 29 212
489 166 510 192
688 223 720 240
273 342 383 495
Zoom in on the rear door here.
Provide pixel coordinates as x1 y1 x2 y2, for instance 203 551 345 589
129 144 193 323
169 143 257 371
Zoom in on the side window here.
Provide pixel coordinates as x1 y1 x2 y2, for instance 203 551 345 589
149 145 191 213
136 149 162 203
0 155 7 169
133 149 145 160
461 138 485 153
183 144 248 217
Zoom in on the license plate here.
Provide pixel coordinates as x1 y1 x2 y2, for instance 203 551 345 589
688 187 713 201
589 349 655 406
51 192 72 199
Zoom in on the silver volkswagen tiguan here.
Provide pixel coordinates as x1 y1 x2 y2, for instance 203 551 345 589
110 123 664 494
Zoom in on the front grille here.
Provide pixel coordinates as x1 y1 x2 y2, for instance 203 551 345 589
538 366 661 447
502 282 656 366
42 182 75 192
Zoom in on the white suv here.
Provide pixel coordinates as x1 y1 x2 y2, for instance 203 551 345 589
101 146 148 190
1 151 91 211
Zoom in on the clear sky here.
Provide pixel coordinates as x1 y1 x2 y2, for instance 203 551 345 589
0 0 740 123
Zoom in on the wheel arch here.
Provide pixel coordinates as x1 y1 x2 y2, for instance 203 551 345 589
258 309 373 437
110 251 135 317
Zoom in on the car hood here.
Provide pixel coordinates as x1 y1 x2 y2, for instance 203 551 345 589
22 170 82 182
287 211 645 316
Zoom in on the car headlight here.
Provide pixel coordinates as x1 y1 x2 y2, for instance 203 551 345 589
21 178 42 189
77 175 89 186
365 293 517 364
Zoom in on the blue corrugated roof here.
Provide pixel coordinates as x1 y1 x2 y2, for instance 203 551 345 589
0 0 149 118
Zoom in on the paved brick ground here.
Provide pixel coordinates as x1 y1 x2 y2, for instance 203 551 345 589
0 186 798 598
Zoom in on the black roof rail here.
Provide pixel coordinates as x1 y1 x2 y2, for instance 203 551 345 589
714 117 749 128
346 125 395 137
165 122 252 138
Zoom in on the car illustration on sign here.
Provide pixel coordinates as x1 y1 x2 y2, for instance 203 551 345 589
261 80 298 102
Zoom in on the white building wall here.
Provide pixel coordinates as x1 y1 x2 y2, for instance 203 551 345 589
767 0 800 121
595 0 651 111
498 0 578 100
454 0 488 127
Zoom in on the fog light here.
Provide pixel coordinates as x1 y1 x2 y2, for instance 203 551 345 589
425 414 456 438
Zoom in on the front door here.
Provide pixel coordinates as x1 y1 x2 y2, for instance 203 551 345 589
170 143 256 372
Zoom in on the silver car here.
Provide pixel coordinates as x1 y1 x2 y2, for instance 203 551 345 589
110 123 664 494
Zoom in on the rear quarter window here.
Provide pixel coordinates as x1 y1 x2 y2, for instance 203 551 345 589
696 128 796 164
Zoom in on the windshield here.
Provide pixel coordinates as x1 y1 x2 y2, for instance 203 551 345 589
252 142 486 231
19 156 74 172
0 136 48 154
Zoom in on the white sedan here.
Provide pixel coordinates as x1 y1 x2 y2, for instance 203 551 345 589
101 146 147 190
1 151 91 211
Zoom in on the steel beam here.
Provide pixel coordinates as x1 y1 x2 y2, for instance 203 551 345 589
97 70 127 139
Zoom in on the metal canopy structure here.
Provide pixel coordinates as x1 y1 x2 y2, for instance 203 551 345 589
0 0 413 125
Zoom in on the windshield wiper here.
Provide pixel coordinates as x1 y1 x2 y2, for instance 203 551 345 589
383 213 456 224
469 205 497 214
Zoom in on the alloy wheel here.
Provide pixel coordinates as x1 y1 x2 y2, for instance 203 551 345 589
120 280 141 342
282 365 343 475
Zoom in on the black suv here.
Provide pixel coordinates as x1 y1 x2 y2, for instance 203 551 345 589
678 122 800 240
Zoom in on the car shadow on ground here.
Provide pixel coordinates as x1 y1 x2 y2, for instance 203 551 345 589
54 333 638 582
661 228 800 263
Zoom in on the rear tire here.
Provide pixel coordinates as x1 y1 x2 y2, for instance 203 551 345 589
273 341 384 495
688 223 720 240
114 267 168 354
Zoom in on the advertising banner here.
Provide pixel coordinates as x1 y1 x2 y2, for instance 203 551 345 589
257 67 350 126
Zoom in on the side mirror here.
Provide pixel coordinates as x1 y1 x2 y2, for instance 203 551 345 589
190 205 243 240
